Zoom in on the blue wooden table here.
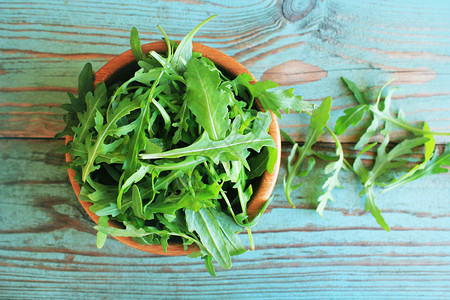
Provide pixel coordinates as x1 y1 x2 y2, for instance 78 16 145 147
1 0 449 298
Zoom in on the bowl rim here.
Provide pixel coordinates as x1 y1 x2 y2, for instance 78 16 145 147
66 41 281 256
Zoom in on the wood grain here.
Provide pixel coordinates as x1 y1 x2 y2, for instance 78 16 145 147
1 139 449 298
0 139 450 298
1 0 449 142
1 0 450 298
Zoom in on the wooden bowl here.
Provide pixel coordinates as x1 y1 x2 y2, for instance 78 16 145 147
66 41 281 255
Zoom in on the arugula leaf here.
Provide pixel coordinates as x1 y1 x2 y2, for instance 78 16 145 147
172 99 190 144
118 66 167 206
139 113 276 169
353 123 429 230
172 15 217 73
186 207 232 269
82 98 141 182
96 216 109 248
208 208 246 256
342 77 450 143
55 63 94 139
117 156 207 208
72 83 108 141
382 143 450 192
363 185 388 230
342 77 367 105
316 126 344 216
334 104 369 136
77 62 95 107
145 181 220 215
369 88 450 138
247 148 271 180
185 58 231 140
283 97 332 207
131 185 145 219
379 122 434 191
130 27 148 63
95 221 172 238
203 255 216 276
336 78 450 229
233 73 314 117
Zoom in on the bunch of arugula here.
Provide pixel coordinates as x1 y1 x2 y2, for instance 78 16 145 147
58 15 312 275
283 78 450 230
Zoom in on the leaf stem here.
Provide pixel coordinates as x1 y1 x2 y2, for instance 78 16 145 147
247 227 255 251
371 107 450 136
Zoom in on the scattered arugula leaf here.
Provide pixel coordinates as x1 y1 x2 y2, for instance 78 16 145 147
354 128 429 230
316 125 344 217
338 77 449 229
381 142 450 193
282 77 449 230
334 104 368 136
283 97 332 207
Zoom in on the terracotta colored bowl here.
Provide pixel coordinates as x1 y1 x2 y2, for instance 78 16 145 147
66 41 281 255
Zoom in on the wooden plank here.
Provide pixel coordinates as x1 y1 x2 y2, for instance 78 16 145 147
0 0 449 141
1 0 450 298
1 138 449 298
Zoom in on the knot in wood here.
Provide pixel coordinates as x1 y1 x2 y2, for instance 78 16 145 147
281 0 316 22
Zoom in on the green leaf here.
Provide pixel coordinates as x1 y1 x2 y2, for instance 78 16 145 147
172 99 190 144
90 202 120 217
179 181 221 211
243 195 274 227
382 143 450 192
185 58 231 141
247 148 270 180
369 84 450 137
117 156 207 208
353 142 377 184
131 185 145 219
283 97 332 207
265 146 278 174
172 15 217 73
95 221 167 238
208 208 246 256
55 63 94 139
82 98 141 182
96 216 109 248
342 77 367 105
334 104 369 135
369 135 429 186
353 122 428 231
355 115 380 150
379 122 435 191
233 73 314 118
118 68 167 200
185 208 232 269
145 181 220 215
316 126 344 217
130 27 147 63
203 255 216 276
73 82 108 141
77 62 95 106
363 186 390 231
140 113 276 169
309 97 332 135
